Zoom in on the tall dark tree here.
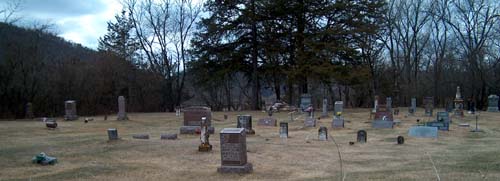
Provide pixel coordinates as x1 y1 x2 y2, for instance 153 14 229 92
98 9 138 62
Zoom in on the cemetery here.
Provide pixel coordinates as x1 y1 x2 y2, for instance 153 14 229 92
1 105 500 180
1 0 500 180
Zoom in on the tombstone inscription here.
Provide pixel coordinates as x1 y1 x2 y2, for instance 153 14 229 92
217 128 253 173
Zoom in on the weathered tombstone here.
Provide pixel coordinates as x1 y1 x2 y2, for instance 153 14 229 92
304 112 316 127
237 115 255 134
386 97 392 113
332 114 344 128
160 133 178 140
279 122 288 138
397 136 404 144
107 128 118 140
318 127 328 141
300 94 312 112
454 86 464 116
408 126 438 138
199 117 212 152
117 96 128 120
25 102 34 119
373 96 379 112
132 134 150 139
180 106 214 134
64 100 78 120
334 101 343 115
357 130 367 143
410 98 417 115
217 128 253 173
423 97 434 116
321 98 328 118
46 119 57 129
487 95 499 112
372 110 394 128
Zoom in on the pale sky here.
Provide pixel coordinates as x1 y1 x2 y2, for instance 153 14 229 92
1 0 124 49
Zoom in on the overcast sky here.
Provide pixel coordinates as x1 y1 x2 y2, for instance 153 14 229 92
1 0 123 49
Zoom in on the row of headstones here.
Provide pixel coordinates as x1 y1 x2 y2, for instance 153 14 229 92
26 96 129 120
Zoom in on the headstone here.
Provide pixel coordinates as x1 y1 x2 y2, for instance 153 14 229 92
160 133 178 140
25 102 34 119
132 134 150 139
372 96 379 113
397 136 404 144
180 106 214 134
334 101 343 115
318 127 328 141
117 96 128 120
257 117 277 126
304 117 316 127
386 97 392 113
408 126 438 138
487 95 499 112
107 128 118 140
64 100 78 120
300 94 312 111
321 98 328 118
237 115 255 134
199 117 212 152
175 107 181 116
423 97 434 116
357 130 367 143
332 115 344 128
217 128 253 173
372 110 394 128
408 98 416 115
46 120 57 129
279 122 288 138
453 86 464 116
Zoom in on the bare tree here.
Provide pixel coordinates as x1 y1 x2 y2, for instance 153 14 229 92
0 0 22 24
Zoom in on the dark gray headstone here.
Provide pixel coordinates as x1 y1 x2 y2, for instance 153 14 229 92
25 102 34 119
132 134 149 139
160 133 178 140
488 95 499 112
280 122 288 138
237 115 255 134
318 126 328 141
64 100 78 120
408 126 438 138
108 128 118 140
217 128 253 173
117 96 128 120
357 130 367 143
397 136 404 144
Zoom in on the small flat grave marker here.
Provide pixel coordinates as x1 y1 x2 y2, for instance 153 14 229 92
318 127 328 141
408 126 438 138
108 128 119 140
279 122 288 138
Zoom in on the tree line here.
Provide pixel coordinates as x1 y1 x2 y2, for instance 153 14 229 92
0 0 499 118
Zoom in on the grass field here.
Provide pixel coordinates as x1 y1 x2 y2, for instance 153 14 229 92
1 108 499 180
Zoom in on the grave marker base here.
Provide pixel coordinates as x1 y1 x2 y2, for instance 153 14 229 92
217 163 253 174
198 143 212 152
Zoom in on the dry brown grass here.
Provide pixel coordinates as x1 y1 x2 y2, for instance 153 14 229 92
1 108 500 180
